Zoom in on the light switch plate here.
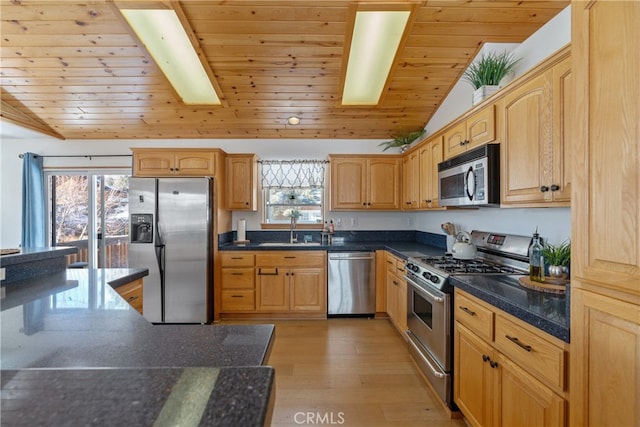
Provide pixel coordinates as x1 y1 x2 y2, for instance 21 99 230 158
0 267 5 281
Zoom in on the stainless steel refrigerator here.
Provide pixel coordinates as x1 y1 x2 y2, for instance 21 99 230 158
128 177 213 323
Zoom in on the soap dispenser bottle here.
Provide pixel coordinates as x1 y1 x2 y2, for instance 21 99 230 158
529 228 545 282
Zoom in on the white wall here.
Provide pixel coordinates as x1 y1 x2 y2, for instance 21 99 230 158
0 5 572 248
425 6 571 135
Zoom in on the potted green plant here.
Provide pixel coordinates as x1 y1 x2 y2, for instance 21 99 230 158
462 51 520 105
379 129 426 153
542 241 571 279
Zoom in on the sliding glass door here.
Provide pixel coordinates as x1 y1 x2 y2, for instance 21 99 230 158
47 172 129 268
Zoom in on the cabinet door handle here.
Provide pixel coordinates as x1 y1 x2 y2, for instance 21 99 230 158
231 294 243 298
550 184 560 192
284 256 296 259
459 306 476 316
231 257 244 259
540 185 550 192
505 335 532 352
258 268 278 275
482 354 490 362
127 296 139 302
490 360 498 368
231 272 244 276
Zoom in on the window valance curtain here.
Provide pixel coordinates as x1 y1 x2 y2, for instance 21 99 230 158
259 159 328 189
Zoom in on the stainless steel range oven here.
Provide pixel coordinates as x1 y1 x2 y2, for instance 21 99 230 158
404 230 531 410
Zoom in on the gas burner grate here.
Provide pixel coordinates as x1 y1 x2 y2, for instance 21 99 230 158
412 256 525 275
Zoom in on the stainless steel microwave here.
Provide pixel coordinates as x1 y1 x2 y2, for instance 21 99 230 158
438 144 500 207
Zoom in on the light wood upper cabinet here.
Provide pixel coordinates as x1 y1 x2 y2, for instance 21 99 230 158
132 148 217 177
402 151 420 210
500 50 571 207
402 135 444 211
330 155 401 210
226 154 257 211
419 135 444 209
570 2 640 426
443 105 496 160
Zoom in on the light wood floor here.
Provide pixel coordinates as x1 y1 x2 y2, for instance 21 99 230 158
225 318 467 427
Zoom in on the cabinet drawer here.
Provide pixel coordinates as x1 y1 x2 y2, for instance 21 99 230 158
221 268 254 289
221 252 255 267
495 314 566 390
221 290 255 311
454 291 494 342
256 252 325 267
386 253 405 275
115 279 143 313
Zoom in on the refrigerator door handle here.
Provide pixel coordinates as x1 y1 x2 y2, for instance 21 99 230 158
154 220 166 322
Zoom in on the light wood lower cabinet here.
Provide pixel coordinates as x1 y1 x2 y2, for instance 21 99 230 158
219 251 327 317
256 252 326 313
220 252 256 312
454 289 567 427
114 278 143 314
385 252 407 334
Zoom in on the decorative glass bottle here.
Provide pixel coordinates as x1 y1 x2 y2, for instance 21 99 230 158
529 230 545 282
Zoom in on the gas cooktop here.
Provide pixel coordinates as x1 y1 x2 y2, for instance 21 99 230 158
411 255 527 275
405 230 532 292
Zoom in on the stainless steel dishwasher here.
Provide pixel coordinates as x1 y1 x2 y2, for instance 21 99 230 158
327 251 376 316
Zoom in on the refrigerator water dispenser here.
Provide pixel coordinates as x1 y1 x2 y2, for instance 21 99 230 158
131 214 153 243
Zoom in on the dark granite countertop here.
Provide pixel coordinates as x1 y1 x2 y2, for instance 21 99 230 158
220 240 445 260
1 268 275 426
0 246 78 266
451 275 570 342
1 367 274 427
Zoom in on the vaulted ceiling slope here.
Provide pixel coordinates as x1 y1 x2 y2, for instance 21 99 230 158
0 1 568 140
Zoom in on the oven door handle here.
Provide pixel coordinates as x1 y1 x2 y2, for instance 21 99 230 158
405 275 445 304
405 331 446 379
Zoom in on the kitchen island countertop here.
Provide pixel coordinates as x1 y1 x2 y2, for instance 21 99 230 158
1 268 275 426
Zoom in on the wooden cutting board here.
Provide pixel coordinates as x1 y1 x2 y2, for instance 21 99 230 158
518 276 568 294
0 248 21 256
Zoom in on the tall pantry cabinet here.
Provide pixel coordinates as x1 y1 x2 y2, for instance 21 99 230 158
570 2 640 427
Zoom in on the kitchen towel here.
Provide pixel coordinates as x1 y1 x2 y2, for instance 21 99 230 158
237 219 247 241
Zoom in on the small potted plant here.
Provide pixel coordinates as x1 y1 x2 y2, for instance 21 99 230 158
542 241 571 279
462 51 520 105
379 129 426 153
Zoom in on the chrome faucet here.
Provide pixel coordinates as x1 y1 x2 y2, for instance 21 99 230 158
290 216 298 244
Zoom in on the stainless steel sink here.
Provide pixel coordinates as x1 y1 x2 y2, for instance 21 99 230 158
258 242 322 247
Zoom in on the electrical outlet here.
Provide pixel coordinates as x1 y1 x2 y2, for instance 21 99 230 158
335 217 342 227
350 217 358 227
407 217 414 226
0 268 5 281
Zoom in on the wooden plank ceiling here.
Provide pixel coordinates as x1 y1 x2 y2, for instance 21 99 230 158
0 0 568 140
